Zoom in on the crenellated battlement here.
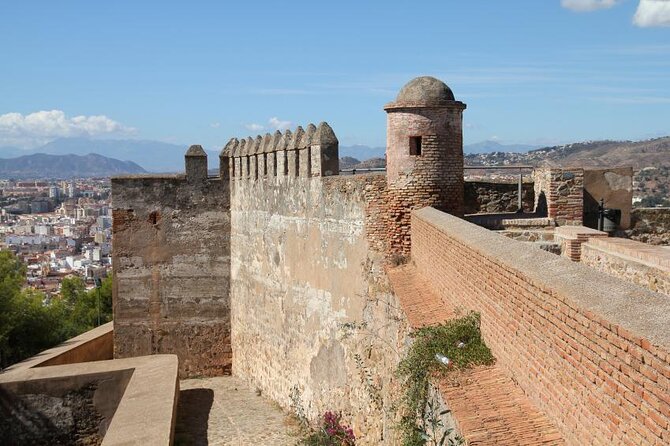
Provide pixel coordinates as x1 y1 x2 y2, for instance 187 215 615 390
222 121 339 182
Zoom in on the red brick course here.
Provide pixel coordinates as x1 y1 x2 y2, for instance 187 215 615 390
411 208 670 445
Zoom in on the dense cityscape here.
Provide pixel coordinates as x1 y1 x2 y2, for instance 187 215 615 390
0 178 112 296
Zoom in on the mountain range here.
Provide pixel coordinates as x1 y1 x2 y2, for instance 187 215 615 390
0 138 543 174
0 153 146 179
0 138 188 173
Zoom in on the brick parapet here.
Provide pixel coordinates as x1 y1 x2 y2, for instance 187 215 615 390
412 207 670 445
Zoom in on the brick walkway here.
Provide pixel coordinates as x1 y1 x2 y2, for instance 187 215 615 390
388 264 564 445
175 376 298 446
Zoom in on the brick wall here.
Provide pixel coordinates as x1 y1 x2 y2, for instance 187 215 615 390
412 207 670 445
534 167 584 225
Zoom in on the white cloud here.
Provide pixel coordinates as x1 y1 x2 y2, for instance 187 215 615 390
245 117 293 133
245 123 264 132
634 0 670 27
268 117 292 131
561 0 620 11
210 122 221 128
0 110 135 149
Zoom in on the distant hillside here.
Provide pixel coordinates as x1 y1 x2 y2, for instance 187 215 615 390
0 153 146 179
465 137 670 169
464 140 539 154
340 145 385 160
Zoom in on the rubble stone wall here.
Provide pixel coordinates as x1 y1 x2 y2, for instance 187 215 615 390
412 207 670 445
627 207 670 245
464 181 535 214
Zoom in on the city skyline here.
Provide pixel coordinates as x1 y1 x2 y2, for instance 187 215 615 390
1 0 669 152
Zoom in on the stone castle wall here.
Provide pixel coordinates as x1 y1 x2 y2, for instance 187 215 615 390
111 172 231 378
412 207 670 445
229 171 406 443
112 124 410 443
225 123 408 443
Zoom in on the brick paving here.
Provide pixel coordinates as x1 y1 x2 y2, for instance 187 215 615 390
175 376 298 446
388 263 564 445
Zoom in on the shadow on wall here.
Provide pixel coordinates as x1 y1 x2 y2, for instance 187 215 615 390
536 192 548 217
583 189 600 230
174 388 214 446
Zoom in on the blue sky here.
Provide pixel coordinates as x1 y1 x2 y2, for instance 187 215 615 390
1 0 669 151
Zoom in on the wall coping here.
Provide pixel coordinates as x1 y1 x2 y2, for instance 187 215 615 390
0 354 179 446
3 322 113 374
111 174 186 181
585 237 670 271
413 207 670 349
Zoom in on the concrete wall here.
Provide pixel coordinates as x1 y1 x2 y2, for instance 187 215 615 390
412 207 670 445
583 167 633 230
112 173 231 378
4 322 113 373
229 171 406 444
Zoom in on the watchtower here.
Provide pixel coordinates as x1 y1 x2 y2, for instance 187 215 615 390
384 76 467 254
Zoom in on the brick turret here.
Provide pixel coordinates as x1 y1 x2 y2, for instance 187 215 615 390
384 76 467 255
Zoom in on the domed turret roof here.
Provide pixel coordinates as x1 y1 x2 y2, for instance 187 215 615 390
395 76 455 104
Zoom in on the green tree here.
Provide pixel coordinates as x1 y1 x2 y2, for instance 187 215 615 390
0 251 113 369
0 250 27 367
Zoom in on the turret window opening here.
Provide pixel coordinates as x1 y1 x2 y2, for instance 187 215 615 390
409 136 422 156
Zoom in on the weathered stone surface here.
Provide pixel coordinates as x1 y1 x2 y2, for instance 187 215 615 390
111 175 231 378
176 376 297 445
582 237 670 295
230 175 406 444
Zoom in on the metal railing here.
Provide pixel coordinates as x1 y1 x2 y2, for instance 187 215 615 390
339 167 386 175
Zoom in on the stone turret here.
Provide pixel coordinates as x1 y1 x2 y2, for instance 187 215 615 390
384 76 467 254
185 145 208 184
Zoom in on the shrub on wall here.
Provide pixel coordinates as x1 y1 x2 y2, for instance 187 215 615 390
396 312 494 446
